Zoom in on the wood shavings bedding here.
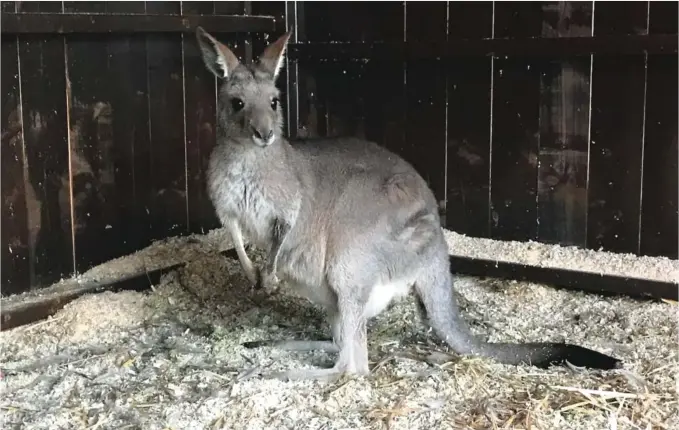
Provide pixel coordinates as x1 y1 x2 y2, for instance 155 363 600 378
1 228 676 430
444 230 678 283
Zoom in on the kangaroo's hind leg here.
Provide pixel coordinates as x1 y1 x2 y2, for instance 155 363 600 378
257 293 370 382
242 309 341 353
242 339 339 353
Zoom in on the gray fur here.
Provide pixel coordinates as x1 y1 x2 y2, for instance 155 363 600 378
196 27 621 381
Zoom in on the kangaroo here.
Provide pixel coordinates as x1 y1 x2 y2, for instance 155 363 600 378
195 27 621 381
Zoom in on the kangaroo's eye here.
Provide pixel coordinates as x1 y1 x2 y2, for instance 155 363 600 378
231 98 244 112
271 97 279 111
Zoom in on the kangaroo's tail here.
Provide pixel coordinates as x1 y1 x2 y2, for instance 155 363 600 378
414 250 621 370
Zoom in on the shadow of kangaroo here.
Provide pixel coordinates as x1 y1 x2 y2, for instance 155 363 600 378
195 27 621 381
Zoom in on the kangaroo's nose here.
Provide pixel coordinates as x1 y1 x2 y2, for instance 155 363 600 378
252 126 274 142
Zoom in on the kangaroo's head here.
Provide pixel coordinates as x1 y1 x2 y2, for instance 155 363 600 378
196 27 291 148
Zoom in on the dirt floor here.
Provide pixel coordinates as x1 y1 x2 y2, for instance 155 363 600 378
1 228 677 430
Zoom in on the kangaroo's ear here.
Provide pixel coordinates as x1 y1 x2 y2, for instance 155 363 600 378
258 31 292 79
196 26 240 79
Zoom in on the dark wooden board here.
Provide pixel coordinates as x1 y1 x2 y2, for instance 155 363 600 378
299 1 405 154
144 1 188 240
250 1 289 135
14 1 39 12
448 256 677 302
106 2 145 14
293 3 318 140
640 54 679 259
648 1 679 34
212 1 245 15
183 1 220 235
536 2 593 247
587 2 648 254
1 12 276 34
284 1 299 140
404 2 447 212
287 34 678 62
0 262 180 331
311 61 368 139
351 4 406 158
1 1 14 12
250 1 287 48
1 1 31 296
446 2 493 238
214 0 250 61
15 1 75 291
639 1 679 259
489 2 543 242
103 1 154 254
63 1 125 274
303 1 403 43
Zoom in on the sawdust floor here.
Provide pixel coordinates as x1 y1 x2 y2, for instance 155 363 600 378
1 232 677 430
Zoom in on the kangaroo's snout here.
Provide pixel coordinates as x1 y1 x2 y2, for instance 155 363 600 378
251 126 274 143
249 118 275 147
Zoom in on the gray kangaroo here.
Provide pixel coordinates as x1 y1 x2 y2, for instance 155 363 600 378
195 27 621 381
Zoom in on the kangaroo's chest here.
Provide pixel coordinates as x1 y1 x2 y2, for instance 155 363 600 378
208 154 298 248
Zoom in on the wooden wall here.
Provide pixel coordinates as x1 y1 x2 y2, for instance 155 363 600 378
289 1 678 255
0 1 282 295
1 1 677 297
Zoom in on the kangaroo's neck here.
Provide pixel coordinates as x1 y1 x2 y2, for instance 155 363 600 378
216 136 291 164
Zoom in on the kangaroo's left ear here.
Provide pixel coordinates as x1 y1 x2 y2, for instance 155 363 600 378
196 26 241 79
258 31 292 79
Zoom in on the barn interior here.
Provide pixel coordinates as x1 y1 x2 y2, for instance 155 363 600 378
1 2 677 429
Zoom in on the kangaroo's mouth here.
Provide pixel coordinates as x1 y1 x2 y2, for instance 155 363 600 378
252 135 275 147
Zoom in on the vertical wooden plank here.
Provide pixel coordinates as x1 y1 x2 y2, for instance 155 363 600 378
212 1 243 14
1 1 15 12
250 1 289 135
15 1 38 12
145 1 188 239
490 2 543 241
587 2 648 254
303 1 403 43
214 0 248 63
358 2 406 157
296 2 365 139
639 1 678 259
16 1 75 289
1 2 30 296
284 0 300 139
446 3 494 237
294 2 321 140
300 2 406 162
536 2 593 247
182 1 220 235
104 1 153 254
308 60 367 139
63 1 126 274
250 1 286 51
405 2 447 212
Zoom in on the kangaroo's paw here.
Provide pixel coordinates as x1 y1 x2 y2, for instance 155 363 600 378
255 269 280 294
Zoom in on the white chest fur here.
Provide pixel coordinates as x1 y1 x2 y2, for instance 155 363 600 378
207 149 279 248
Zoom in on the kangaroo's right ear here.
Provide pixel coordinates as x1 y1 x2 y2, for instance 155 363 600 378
196 27 240 79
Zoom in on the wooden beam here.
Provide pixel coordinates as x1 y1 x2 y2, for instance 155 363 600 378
448 256 678 301
1 12 277 35
288 35 678 61
2 247 674 332
0 263 182 331
0 249 238 331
